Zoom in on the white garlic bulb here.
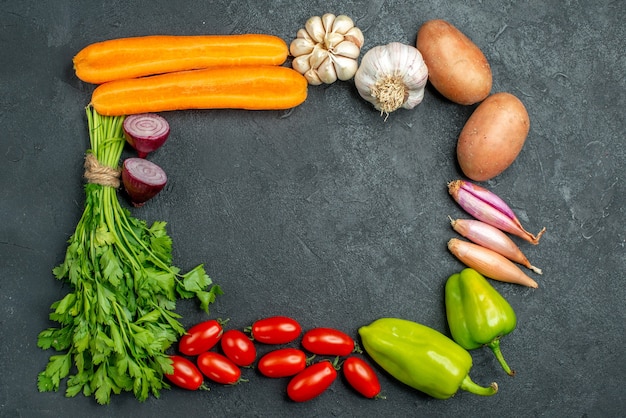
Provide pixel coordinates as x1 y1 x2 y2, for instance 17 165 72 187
354 42 429 117
290 13 364 85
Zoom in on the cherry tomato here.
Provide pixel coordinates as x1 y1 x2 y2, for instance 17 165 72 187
250 316 302 344
221 329 257 367
178 319 224 356
197 351 242 385
343 356 381 398
287 360 337 402
164 355 205 391
301 327 355 356
258 348 307 378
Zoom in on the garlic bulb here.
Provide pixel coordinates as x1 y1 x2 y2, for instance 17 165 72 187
354 42 429 117
290 13 364 85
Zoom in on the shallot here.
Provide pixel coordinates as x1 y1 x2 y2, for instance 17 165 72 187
123 113 170 158
447 238 539 288
121 157 167 207
450 217 542 274
448 180 546 245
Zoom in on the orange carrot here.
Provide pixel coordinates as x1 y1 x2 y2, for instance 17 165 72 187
447 238 539 288
91 66 308 116
74 34 289 84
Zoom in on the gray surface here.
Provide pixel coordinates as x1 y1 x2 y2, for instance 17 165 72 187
1 0 624 417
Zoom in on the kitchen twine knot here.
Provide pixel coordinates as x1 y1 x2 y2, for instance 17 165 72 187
83 153 121 188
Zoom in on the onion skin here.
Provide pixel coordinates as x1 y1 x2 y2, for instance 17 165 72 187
450 218 542 274
123 113 170 158
448 180 546 245
447 238 539 288
121 158 167 207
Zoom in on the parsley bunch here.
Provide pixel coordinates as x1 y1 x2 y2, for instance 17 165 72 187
37 106 222 404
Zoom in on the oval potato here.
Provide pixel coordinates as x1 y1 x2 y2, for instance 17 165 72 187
457 92 530 181
416 19 492 105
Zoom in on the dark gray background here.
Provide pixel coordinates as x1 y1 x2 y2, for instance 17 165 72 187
1 0 624 417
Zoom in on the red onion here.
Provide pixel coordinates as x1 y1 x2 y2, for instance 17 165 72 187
121 158 167 207
448 180 546 245
123 113 170 158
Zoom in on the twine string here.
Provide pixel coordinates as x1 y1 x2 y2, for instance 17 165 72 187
83 153 121 188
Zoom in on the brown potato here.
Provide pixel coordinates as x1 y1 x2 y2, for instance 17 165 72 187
416 19 492 105
457 92 530 181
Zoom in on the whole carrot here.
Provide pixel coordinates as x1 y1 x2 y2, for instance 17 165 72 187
91 66 308 116
447 238 539 288
74 34 289 84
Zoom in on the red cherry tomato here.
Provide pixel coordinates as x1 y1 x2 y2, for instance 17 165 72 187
287 360 337 402
178 319 223 356
164 355 205 391
258 348 307 378
301 327 355 356
343 356 381 398
221 329 257 367
250 316 302 344
197 351 242 385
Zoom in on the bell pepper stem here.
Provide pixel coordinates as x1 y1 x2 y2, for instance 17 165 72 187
488 338 515 376
460 375 499 396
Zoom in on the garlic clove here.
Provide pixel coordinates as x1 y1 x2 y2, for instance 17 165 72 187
316 57 338 84
290 37 315 56
292 54 313 74
321 13 336 32
331 55 359 80
305 15 325 43
296 28 313 42
343 27 365 49
304 68 323 86
332 40 362 59
324 32 345 50
331 15 355 35
309 46 329 70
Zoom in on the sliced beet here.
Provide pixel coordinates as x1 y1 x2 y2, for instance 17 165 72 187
121 158 167 207
123 113 170 158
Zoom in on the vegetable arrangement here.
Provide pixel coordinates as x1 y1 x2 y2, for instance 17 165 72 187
41 10 550 407
162 316 383 402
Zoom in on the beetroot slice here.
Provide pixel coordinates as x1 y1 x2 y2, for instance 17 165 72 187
121 158 167 207
123 113 170 158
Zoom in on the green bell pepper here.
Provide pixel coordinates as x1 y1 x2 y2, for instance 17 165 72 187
445 268 517 376
359 318 498 399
